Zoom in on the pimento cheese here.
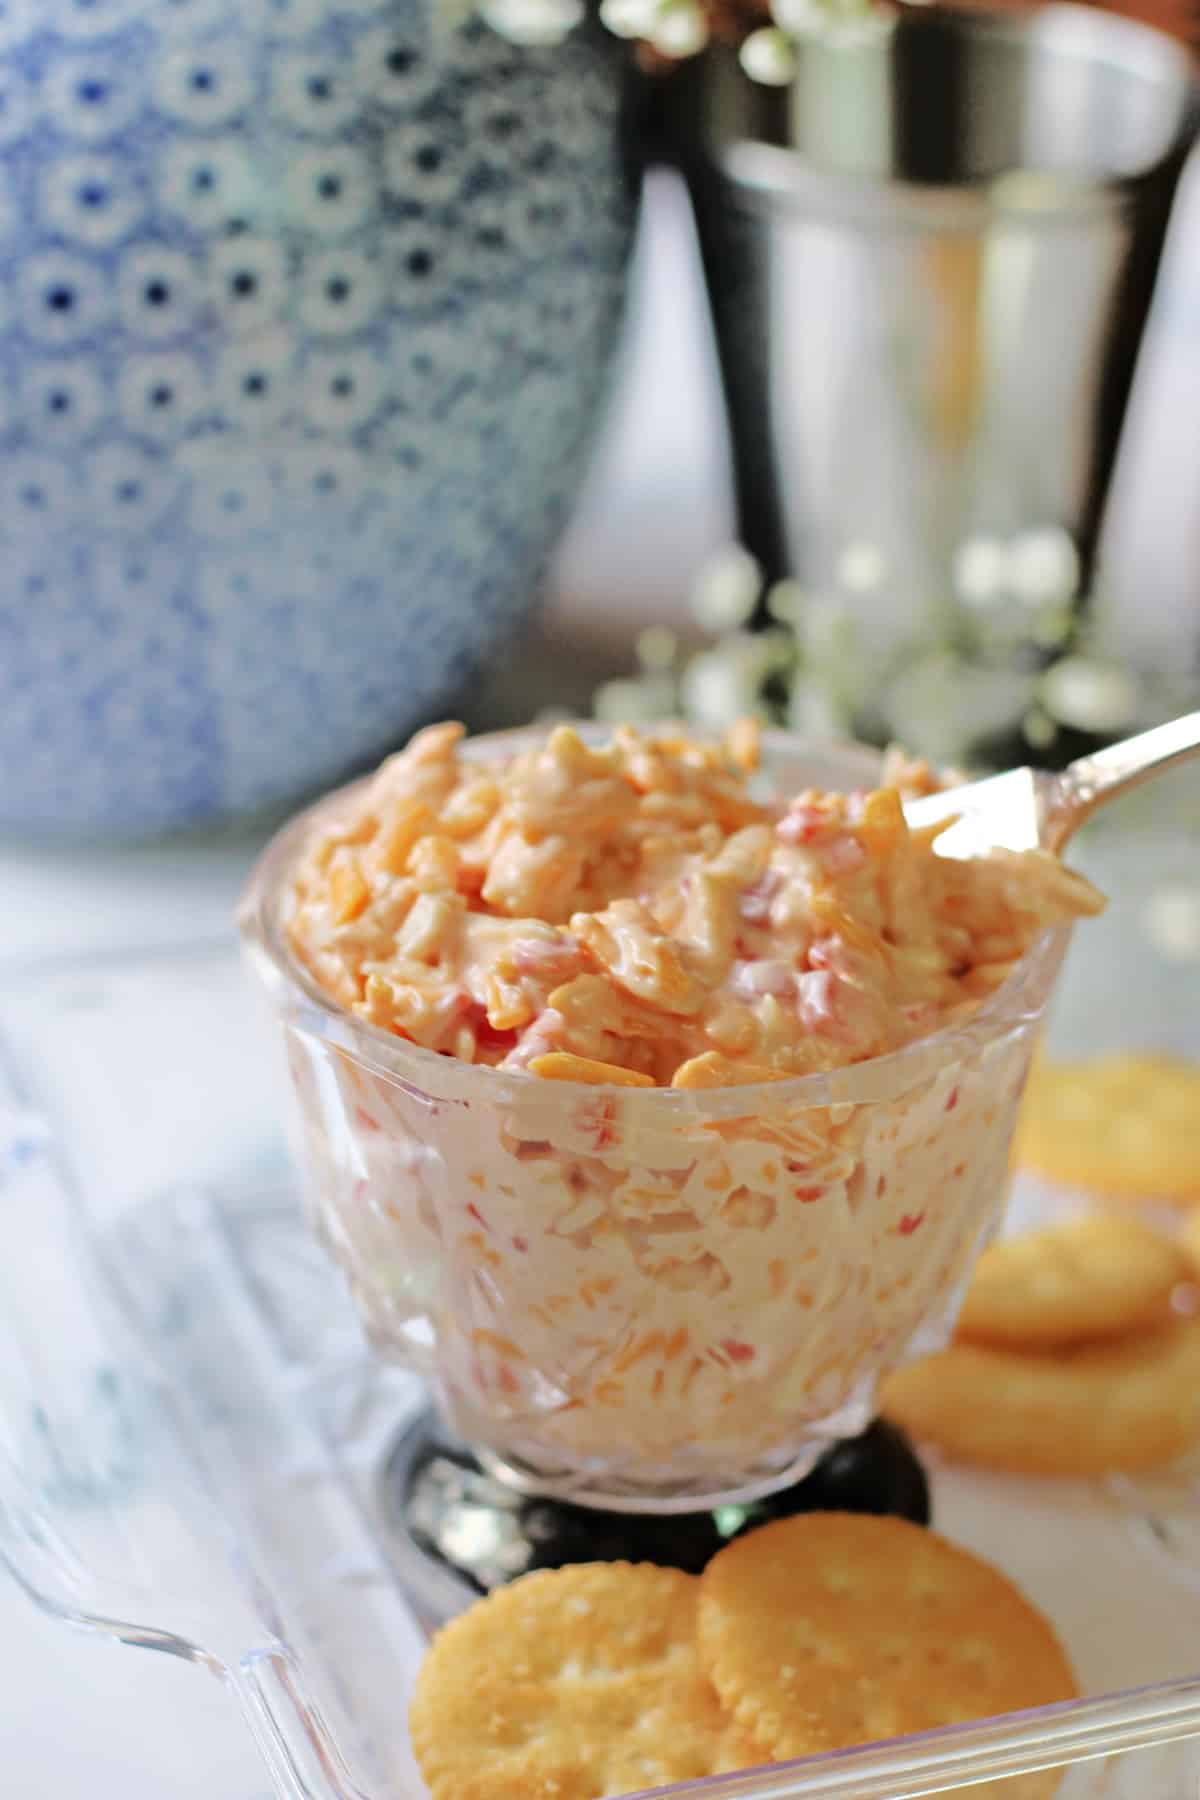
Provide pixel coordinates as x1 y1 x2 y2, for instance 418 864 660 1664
269 721 1105 1502
286 719 1104 1086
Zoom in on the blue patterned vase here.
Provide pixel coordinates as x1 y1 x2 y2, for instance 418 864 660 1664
0 0 635 838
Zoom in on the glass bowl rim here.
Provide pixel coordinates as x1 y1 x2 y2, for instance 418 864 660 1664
237 723 1072 1116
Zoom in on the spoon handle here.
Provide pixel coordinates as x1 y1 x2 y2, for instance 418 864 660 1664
1043 709 1200 852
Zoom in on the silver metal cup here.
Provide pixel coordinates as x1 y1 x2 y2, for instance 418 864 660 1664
668 6 1199 759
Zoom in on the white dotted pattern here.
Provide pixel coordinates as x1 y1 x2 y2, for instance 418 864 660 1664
0 0 633 834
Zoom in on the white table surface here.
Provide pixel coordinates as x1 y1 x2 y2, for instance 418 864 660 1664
2 155 1199 1800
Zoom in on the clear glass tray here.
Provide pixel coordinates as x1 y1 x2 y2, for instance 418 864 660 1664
2 828 1200 1800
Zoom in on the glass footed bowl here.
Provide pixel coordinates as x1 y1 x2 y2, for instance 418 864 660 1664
238 727 1071 1514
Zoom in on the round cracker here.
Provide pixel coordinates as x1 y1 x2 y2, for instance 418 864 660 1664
697 1512 1076 1767
1016 1055 1200 1203
956 1215 1190 1350
409 1562 755 1800
880 1321 1200 1476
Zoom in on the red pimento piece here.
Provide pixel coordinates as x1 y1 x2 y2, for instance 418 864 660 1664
512 1235 529 1254
459 1000 516 1056
739 870 780 924
819 836 867 878
795 1185 824 1203
898 1210 926 1236
577 1095 618 1152
721 1338 755 1363
777 802 827 846
466 1201 490 1232
945 1086 960 1111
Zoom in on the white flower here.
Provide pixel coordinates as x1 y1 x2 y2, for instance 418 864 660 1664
270 55 360 135
598 0 658 38
20 251 111 347
296 248 384 336
0 454 76 523
650 0 708 57
834 540 886 595
787 673 847 738
739 27 796 85
680 638 770 730
1040 655 1138 735
300 346 383 432
954 534 1007 609
1143 889 1200 963
796 593 856 663
1030 603 1075 650
217 331 297 431
769 0 826 34
1007 525 1080 608
161 138 262 234
479 0 583 45
817 0 885 37
41 154 144 249
53 0 147 42
285 146 374 239
594 675 677 724
118 352 206 438
207 236 288 337
635 626 677 671
23 360 107 445
0 65 33 147
765 578 805 625
117 246 199 341
886 651 1035 765
155 45 255 130
1021 707 1058 752
84 444 179 533
42 55 143 143
690 543 762 633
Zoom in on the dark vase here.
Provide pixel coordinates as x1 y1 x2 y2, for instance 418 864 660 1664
661 6 1198 767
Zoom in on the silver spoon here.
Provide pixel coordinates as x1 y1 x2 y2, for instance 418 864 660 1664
902 711 1200 859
